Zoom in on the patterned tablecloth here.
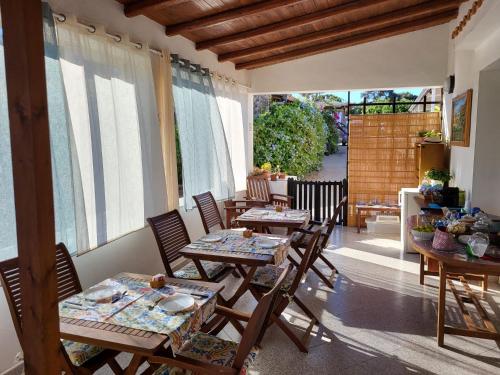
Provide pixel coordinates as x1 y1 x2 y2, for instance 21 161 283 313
238 207 310 223
187 229 290 265
59 274 217 352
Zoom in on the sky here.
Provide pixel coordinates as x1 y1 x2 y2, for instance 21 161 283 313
293 88 424 104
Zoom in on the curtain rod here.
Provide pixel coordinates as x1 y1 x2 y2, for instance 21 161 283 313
52 12 250 89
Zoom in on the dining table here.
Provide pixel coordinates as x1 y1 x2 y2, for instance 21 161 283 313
235 206 310 234
179 229 291 332
408 216 500 347
59 272 223 374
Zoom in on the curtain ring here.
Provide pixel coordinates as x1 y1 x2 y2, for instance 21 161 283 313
54 13 66 23
135 42 143 50
87 25 96 34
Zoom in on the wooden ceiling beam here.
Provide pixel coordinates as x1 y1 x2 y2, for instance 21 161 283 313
219 0 462 62
125 0 190 17
196 0 391 50
164 0 305 35
236 9 458 70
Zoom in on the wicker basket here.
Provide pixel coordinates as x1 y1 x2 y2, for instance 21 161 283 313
432 229 456 251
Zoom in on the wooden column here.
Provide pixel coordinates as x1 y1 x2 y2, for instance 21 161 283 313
0 0 60 373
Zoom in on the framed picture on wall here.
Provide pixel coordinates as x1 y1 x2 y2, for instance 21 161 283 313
451 89 473 147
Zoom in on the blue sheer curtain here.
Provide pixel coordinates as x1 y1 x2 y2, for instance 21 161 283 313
0 4 80 260
171 55 235 209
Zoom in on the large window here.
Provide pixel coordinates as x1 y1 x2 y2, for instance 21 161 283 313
56 20 167 253
0 11 168 260
171 56 235 209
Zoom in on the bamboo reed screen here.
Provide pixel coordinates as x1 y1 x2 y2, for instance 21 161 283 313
347 112 441 226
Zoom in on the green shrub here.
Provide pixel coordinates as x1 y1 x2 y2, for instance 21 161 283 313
253 102 326 178
322 109 339 155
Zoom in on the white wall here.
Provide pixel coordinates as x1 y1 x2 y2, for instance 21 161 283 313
472 67 500 215
249 24 450 94
0 0 251 371
444 0 500 206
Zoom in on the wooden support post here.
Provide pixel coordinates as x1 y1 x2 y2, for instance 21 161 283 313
0 0 60 373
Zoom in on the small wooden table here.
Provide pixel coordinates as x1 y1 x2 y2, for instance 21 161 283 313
355 204 401 233
180 230 290 310
235 207 310 234
408 222 500 347
59 273 223 374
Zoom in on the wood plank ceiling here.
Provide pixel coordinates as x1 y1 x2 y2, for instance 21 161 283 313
118 0 463 70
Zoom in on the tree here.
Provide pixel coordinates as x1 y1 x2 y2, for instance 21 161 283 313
254 102 327 177
361 90 417 102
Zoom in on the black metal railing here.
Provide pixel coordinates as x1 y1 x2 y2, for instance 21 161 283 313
287 178 348 225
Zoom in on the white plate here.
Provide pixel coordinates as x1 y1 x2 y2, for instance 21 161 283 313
201 235 222 243
258 239 280 249
83 285 116 303
158 294 195 313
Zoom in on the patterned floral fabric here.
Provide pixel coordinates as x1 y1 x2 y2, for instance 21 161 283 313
59 274 217 353
61 340 104 367
153 332 258 375
173 260 227 280
238 207 310 223
186 230 290 266
250 265 297 291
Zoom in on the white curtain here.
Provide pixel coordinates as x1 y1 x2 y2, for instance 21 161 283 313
56 18 166 252
213 79 248 193
171 55 235 209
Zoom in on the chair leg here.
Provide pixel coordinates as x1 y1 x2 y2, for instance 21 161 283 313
272 314 310 353
232 269 241 278
310 263 335 289
107 358 123 375
293 295 320 323
318 253 338 273
287 254 300 267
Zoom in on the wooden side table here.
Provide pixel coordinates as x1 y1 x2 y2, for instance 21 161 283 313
355 204 401 233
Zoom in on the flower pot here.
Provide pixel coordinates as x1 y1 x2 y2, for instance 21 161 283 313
278 172 286 179
424 136 441 143
261 171 270 179
270 173 278 181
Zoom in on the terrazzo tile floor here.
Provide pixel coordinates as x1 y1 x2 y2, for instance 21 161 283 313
100 228 500 374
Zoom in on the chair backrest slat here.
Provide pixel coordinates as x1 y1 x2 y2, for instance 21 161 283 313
0 243 82 340
193 192 225 234
247 176 271 202
233 264 293 369
147 209 191 277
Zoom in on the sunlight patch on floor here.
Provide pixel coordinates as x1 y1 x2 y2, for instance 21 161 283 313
357 237 402 250
334 246 420 274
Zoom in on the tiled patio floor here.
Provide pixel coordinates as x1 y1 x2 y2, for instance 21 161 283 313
101 228 500 375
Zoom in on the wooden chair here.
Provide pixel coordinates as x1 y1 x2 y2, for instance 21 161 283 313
193 191 225 234
246 175 292 207
147 264 293 375
250 230 322 353
147 209 234 282
289 196 347 289
0 244 122 374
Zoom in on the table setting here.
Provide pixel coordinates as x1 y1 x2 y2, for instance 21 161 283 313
59 273 218 352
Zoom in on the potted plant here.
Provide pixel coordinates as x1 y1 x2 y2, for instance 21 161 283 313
276 165 286 179
260 162 272 179
424 168 452 187
422 130 442 143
